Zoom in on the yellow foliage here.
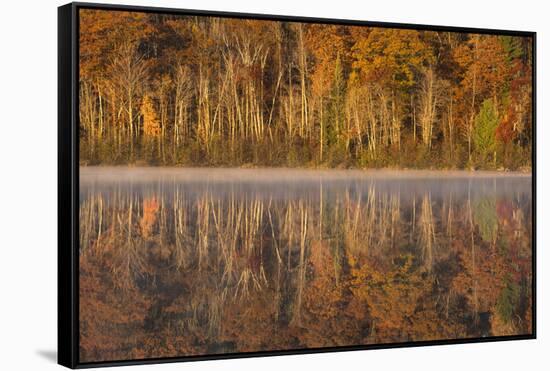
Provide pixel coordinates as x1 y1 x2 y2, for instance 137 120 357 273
141 95 161 137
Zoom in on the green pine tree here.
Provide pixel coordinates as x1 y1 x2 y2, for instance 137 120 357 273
474 99 499 165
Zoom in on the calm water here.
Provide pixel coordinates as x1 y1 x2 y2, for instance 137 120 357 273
79 168 533 362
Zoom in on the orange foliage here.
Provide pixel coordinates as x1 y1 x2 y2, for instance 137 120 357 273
140 197 159 237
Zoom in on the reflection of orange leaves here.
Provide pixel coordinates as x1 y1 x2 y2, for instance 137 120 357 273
140 197 159 237
298 241 368 348
350 255 429 339
496 199 513 224
304 241 342 320
221 291 277 352
491 309 516 337
79 252 152 362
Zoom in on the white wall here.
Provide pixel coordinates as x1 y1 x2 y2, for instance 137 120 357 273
0 0 545 369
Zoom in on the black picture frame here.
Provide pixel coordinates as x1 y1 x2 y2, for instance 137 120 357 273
58 2 537 368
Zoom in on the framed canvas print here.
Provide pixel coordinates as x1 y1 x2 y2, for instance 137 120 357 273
58 2 536 368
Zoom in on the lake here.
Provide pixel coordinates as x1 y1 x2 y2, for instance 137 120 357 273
79 168 533 362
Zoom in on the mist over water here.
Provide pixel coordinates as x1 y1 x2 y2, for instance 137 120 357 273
79 167 533 362
80 167 531 201
80 166 531 183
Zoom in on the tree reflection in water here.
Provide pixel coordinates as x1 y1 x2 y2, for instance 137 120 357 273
79 170 532 362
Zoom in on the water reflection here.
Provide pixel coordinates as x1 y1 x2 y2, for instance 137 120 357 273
79 169 532 362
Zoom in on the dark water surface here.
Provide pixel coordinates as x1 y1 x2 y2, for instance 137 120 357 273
79 168 533 362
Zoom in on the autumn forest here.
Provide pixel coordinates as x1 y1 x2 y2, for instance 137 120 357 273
79 9 533 169
77 7 533 363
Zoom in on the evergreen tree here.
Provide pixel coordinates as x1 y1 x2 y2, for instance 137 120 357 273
474 99 499 165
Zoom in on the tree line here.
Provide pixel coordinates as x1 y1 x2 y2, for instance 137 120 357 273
79 9 533 169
